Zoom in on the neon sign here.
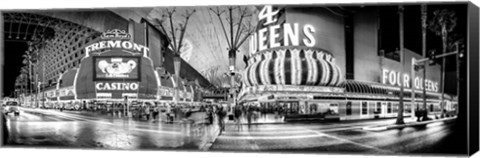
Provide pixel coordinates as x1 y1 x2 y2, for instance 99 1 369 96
95 82 139 91
381 69 439 92
249 6 316 55
85 29 150 57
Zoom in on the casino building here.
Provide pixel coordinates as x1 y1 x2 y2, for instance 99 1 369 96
20 14 213 109
238 6 457 121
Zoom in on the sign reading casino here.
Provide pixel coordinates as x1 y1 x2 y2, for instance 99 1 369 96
85 29 150 57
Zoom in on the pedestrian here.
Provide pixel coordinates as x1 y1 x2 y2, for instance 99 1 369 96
138 106 144 120
206 108 214 126
2 113 9 144
144 104 151 121
217 106 227 133
153 105 159 122
415 107 421 122
234 106 243 131
247 106 253 129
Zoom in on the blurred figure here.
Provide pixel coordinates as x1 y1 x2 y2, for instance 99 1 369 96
217 106 227 134
247 106 253 129
2 113 9 145
144 104 151 121
152 105 159 122
234 105 243 131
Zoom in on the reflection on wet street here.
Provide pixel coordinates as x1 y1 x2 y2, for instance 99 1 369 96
4 107 218 150
3 107 464 154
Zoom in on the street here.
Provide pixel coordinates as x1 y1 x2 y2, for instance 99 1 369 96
211 117 463 155
3 107 216 150
3 107 464 155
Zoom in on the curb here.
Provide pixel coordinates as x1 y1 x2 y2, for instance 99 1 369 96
199 127 220 151
199 124 221 151
363 117 457 131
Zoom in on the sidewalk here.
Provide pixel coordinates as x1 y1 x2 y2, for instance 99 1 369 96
224 112 285 125
363 115 457 131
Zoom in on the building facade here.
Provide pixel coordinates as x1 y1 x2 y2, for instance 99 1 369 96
20 11 212 108
239 6 456 121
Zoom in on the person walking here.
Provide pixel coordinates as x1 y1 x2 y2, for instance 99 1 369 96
144 104 151 121
234 105 243 131
152 105 159 122
247 106 253 129
217 106 227 134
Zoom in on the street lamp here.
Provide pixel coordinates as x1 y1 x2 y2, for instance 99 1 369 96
225 70 242 108
411 44 458 121
174 56 181 106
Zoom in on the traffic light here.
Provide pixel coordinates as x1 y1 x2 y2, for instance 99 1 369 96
428 50 437 66
414 65 424 71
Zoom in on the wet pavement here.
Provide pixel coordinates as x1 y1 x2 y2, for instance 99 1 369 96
211 117 465 155
3 107 466 155
3 107 219 150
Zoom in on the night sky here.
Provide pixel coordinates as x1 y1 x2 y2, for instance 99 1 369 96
1 4 469 97
3 40 26 97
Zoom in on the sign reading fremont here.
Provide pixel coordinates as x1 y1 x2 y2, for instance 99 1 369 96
85 29 150 57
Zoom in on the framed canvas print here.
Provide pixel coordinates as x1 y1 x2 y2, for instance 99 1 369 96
0 0 478 157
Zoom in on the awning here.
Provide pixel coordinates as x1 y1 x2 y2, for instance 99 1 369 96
343 80 454 100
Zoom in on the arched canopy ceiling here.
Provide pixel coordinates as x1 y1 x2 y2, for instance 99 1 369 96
3 12 100 49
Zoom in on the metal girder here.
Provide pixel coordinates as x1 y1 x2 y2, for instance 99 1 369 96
4 12 99 42
4 12 101 84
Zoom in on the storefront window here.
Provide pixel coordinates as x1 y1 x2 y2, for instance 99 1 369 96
329 104 338 114
346 102 352 115
309 103 318 114
405 103 411 113
376 102 382 114
369 102 376 114
392 103 398 113
387 102 392 113
361 102 368 115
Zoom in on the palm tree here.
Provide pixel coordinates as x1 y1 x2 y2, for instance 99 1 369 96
396 5 405 125
428 9 457 118
22 51 34 96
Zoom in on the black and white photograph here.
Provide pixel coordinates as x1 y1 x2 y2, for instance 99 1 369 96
0 1 478 157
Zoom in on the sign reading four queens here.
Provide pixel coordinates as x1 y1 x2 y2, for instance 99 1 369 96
249 6 316 56
85 29 150 56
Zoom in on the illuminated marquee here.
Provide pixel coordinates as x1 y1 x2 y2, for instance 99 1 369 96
381 68 439 92
94 57 140 80
249 6 316 56
95 82 139 91
85 29 150 56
